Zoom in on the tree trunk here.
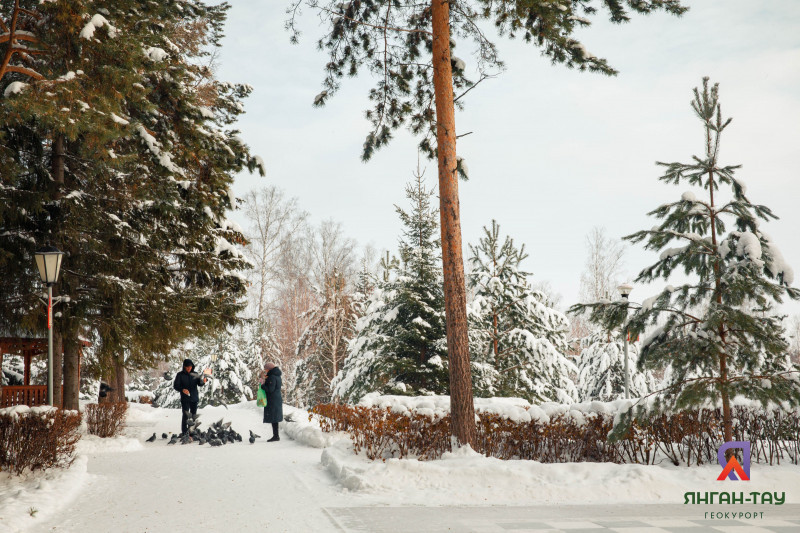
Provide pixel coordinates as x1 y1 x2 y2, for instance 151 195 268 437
63 339 81 410
53 330 63 407
706 151 733 443
430 0 475 447
113 356 126 403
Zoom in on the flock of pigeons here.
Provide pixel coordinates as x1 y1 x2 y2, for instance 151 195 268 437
144 414 261 446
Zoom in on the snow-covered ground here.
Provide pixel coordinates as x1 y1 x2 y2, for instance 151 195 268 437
1 401 799 533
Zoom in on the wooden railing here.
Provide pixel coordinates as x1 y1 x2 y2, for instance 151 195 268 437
0 386 62 408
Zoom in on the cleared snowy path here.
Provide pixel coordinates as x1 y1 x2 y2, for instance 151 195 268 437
14 402 800 533
27 403 352 533
329 504 800 532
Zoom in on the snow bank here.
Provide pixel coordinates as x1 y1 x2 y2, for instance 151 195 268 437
0 455 89 532
320 439 800 505
282 406 349 449
356 393 799 426
357 393 632 425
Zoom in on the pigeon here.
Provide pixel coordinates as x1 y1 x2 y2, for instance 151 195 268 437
249 435 256 444
198 437 206 445
249 430 261 440
168 434 179 445
162 433 169 439
209 438 223 447
146 433 157 442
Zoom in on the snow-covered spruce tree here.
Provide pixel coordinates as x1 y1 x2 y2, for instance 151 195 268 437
576 330 655 402
332 173 449 402
153 326 255 408
294 272 358 407
468 220 577 402
573 78 800 442
0 1 262 409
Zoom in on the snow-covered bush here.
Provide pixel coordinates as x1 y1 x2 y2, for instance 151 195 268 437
0 406 82 475
310 394 800 465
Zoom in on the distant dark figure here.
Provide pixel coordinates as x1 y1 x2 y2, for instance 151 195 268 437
98 381 115 399
261 363 283 442
173 358 211 436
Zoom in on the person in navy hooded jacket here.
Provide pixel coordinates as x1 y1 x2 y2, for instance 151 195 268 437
173 358 211 436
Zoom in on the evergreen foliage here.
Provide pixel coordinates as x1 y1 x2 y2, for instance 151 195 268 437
291 0 688 160
576 330 655 402
153 323 256 408
468 220 577 402
332 173 448 402
0 1 262 380
572 78 800 440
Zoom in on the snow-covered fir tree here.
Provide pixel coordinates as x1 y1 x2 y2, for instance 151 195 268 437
575 79 800 441
0 0 261 409
294 272 358 407
576 330 655 402
332 173 448 402
153 325 256 408
468 220 577 402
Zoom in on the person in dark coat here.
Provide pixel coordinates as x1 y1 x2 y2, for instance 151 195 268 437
173 358 211 436
261 363 283 442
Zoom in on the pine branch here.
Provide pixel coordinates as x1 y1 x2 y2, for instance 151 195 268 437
317 5 432 36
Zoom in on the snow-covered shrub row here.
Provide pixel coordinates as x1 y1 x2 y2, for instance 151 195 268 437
358 393 800 425
0 406 82 475
84 402 128 438
312 396 800 465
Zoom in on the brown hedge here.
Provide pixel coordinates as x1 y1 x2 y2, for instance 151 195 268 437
311 404 800 465
0 408 82 475
85 402 128 438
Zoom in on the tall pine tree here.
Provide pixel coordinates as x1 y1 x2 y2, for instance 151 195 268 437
573 78 800 441
293 0 688 446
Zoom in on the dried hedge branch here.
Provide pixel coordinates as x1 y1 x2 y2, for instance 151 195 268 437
311 404 800 465
85 402 128 438
0 408 82 475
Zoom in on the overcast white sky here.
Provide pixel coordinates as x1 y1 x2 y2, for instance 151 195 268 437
217 1 800 315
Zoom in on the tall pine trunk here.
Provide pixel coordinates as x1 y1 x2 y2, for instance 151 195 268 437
430 0 475 447
63 339 80 410
706 133 733 444
114 356 126 402
53 331 63 407
100 356 126 403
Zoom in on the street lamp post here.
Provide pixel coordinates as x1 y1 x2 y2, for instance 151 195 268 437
35 246 64 406
617 283 633 399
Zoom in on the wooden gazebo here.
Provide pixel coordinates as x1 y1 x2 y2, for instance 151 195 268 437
1 336 56 407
